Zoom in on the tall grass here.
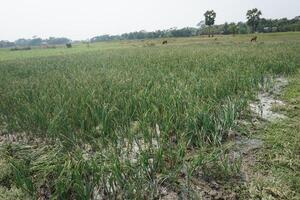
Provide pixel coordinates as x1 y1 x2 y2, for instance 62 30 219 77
0 33 299 198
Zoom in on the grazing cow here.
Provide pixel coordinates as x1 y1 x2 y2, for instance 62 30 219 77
66 43 72 48
250 36 257 42
162 40 168 45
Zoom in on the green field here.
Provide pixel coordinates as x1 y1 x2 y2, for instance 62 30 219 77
0 32 300 199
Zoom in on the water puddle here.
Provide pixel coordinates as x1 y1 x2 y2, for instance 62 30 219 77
233 76 289 183
250 77 288 121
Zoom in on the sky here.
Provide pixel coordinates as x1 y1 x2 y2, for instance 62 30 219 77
1 0 299 41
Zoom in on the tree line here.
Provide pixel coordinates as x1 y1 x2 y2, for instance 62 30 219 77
91 8 299 42
90 14 299 43
1 8 299 47
0 37 71 48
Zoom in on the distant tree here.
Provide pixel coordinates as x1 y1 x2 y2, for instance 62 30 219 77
246 8 262 33
197 20 205 27
204 10 216 37
228 23 238 36
47 37 71 45
66 43 72 48
237 22 249 34
196 21 206 35
223 22 230 34
170 27 198 37
0 40 15 48
29 38 43 46
15 39 30 46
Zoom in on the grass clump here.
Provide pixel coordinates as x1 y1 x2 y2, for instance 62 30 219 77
0 157 30 199
0 186 30 200
0 158 12 188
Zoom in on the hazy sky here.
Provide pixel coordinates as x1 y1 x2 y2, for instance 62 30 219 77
1 0 299 41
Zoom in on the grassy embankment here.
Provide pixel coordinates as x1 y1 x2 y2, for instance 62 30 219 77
242 72 300 199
